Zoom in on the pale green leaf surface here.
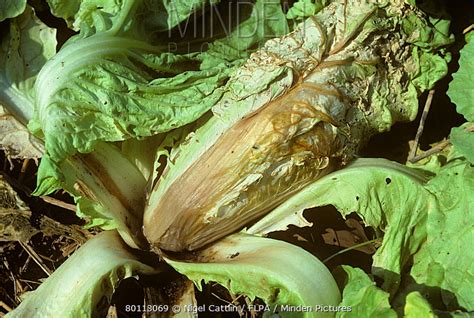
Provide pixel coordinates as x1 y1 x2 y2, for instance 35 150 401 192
163 0 220 30
0 6 57 124
404 292 436 318
450 124 474 164
121 134 166 180
32 0 287 190
0 0 27 22
403 291 473 318
249 158 431 292
286 0 328 20
401 3 453 50
165 233 340 318
32 48 230 162
448 32 474 121
411 48 450 92
199 0 288 69
45 0 171 33
409 160 474 311
336 266 396 318
6 231 156 318
45 0 177 34
252 157 474 311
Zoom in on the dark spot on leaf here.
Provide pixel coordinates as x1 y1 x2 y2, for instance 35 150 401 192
230 252 240 259
271 288 281 302
116 267 126 280
385 177 391 185
102 278 111 292
356 196 359 201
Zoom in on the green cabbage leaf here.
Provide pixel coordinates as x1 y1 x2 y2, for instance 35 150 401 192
448 31 474 163
0 0 27 22
336 266 396 318
31 0 288 197
251 154 474 314
165 233 341 318
0 5 56 125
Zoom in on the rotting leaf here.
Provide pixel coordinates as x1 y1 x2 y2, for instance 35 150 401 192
0 173 29 210
0 208 40 242
144 0 452 252
0 105 43 160
0 174 89 244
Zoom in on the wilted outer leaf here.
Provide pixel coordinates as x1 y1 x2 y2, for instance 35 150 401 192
7 231 157 318
32 36 230 163
144 0 452 252
335 266 396 318
165 233 340 318
0 207 90 244
0 105 43 159
0 0 27 22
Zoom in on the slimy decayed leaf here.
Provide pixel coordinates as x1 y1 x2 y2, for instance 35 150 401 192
144 0 452 252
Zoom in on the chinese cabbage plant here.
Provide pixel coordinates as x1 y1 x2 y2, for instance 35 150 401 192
1 0 472 317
